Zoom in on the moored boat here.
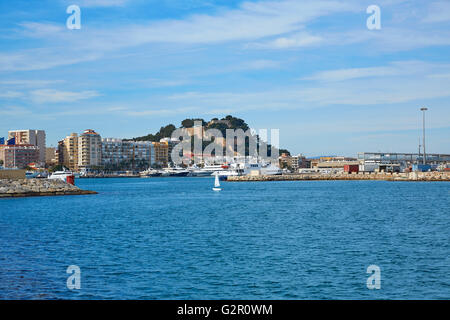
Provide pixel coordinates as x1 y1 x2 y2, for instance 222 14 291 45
48 168 75 183
139 168 163 177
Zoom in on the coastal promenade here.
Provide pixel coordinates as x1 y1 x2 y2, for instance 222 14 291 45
0 179 97 198
227 171 450 182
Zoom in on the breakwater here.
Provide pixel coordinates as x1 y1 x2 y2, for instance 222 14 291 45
0 179 97 198
227 171 450 182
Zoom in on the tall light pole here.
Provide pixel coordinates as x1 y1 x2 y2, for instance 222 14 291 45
420 107 428 165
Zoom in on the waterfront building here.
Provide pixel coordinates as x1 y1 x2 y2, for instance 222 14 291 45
159 137 180 160
78 129 102 171
152 141 169 167
308 156 357 169
134 141 154 168
0 144 39 169
56 140 65 166
8 130 46 164
45 147 57 166
62 133 79 171
315 157 359 171
279 153 308 172
358 152 450 172
102 138 154 170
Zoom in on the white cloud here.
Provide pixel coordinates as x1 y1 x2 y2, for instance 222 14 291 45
427 73 450 79
7 1 450 73
21 1 353 45
142 78 191 88
0 0 353 72
0 106 31 116
249 32 323 49
126 106 199 116
366 28 450 51
422 1 450 23
301 61 436 82
64 0 131 7
30 89 100 103
0 50 101 72
239 59 281 70
0 91 23 98
88 0 353 46
0 79 65 88
161 61 450 111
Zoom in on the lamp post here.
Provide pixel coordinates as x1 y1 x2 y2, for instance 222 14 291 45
420 107 428 165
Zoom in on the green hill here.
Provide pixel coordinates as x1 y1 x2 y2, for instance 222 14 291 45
127 115 290 156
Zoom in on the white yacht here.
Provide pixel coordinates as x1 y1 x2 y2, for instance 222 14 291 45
140 168 163 177
163 166 190 177
190 164 229 177
48 168 74 181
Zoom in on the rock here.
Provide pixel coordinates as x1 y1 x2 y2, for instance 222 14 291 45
0 178 96 198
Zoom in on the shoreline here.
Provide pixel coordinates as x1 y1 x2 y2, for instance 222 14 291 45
227 171 450 182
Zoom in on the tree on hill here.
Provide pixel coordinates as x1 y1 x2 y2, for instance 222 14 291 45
278 149 291 156
181 118 206 128
181 119 194 128
206 122 229 136
224 116 249 131
131 124 176 142
125 115 289 157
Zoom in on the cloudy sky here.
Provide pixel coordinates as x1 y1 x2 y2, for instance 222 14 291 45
0 0 449 156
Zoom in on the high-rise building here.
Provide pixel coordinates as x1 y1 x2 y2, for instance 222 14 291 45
56 140 65 166
102 138 154 170
78 129 102 170
62 133 79 171
8 130 46 163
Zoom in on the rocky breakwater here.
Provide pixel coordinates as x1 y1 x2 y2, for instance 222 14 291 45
227 171 450 182
0 179 98 198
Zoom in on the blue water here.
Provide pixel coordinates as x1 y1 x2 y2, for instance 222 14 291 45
0 178 449 299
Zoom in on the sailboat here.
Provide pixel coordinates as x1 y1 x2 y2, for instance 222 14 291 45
212 172 222 191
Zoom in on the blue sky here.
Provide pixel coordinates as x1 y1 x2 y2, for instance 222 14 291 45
1 0 450 156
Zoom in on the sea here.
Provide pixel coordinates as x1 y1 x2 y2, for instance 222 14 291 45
0 177 449 299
